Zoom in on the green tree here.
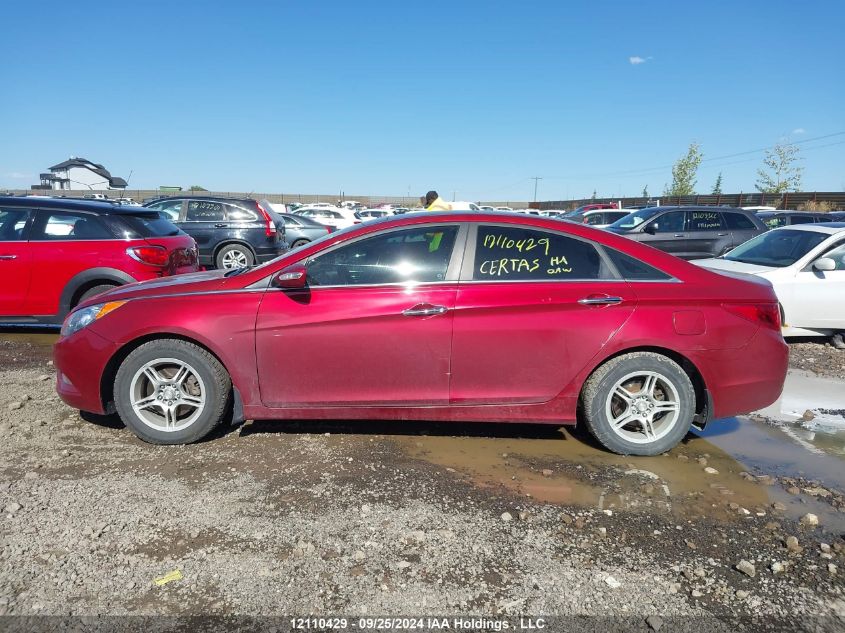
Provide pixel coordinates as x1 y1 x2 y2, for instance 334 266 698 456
642 185 649 198
189 185 208 191
755 143 802 193
591 190 597 201
664 142 702 196
711 172 723 195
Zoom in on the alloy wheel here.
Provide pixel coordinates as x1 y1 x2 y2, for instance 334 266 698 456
129 358 206 432
604 370 681 444
221 249 249 268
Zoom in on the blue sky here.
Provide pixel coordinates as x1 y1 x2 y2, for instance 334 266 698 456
1 0 843 201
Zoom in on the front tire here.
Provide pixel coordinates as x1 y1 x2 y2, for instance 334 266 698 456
581 352 695 456
114 339 231 444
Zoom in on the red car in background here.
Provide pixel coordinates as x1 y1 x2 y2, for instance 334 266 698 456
53 211 787 455
0 197 198 324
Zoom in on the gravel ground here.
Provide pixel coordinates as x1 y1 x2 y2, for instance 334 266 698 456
788 339 845 380
0 341 844 631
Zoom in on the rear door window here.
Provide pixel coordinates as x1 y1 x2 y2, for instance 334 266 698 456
790 215 814 225
32 211 113 240
0 207 31 241
605 248 671 280
113 213 184 237
186 201 225 222
723 213 756 230
473 225 607 280
689 210 725 232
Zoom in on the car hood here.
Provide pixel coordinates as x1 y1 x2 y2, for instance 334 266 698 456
695 258 777 275
76 269 233 309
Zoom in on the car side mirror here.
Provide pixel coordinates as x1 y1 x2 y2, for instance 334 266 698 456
272 264 308 289
812 257 836 272
643 223 657 235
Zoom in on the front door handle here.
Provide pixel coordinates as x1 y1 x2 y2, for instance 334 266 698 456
716 232 728 236
674 233 685 237
214 223 228 228
0 255 17 260
578 296 623 306
403 303 449 317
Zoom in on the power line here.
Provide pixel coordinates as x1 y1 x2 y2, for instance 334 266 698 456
543 131 845 181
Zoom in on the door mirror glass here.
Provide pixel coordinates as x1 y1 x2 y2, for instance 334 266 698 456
272 264 308 289
812 257 836 272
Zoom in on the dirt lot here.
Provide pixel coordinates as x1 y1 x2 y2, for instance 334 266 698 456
0 334 844 631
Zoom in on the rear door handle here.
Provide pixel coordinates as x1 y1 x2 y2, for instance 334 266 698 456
716 232 728 236
578 296 623 306
214 223 228 228
674 233 685 237
403 303 449 317
0 255 17 260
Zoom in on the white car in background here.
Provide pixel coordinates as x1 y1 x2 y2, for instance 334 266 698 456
495 206 514 212
696 224 845 344
478 205 495 212
296 206 361 229
357 208 392 220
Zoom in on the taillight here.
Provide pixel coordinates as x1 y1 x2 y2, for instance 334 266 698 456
127 245 168 267
325 226 332 233
256 202 276 237
722 303 781 331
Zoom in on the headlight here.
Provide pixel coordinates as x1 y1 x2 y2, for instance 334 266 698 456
60 301 126 337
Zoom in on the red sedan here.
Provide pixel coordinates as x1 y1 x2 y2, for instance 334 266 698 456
53 212 788 455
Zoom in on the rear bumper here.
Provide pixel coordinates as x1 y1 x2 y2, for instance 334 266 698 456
691 327 789 419
54 328 116 414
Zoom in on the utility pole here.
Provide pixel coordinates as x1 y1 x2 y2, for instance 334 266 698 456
452 190 456 201
531 176 543 202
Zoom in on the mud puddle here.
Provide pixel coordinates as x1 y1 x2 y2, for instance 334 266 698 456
398 416 845 532
0 330 56 368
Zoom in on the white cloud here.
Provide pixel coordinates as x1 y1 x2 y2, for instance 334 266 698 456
3 172 32 179
629 56 651 65
791 128 806 135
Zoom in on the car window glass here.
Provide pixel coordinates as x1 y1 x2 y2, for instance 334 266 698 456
474 225 605 280
723 213 756 230
33 211 112 240
821 242 845 271
646 211 685 233
307 225 458 286
0 207 30 241
605 248 671 280
283 216 302 227
790 216 814 225
689 210 725 231
224 204 258 222
762 215 786 228
186 200 225 222
725 229 829 268
584 214 604 225
816 215 832 223
148 199 182 220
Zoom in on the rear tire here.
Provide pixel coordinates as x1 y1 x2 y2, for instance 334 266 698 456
581 352 695 456
291 239 310 249
75 284 118 307
113 339 231 445
215 244 254 269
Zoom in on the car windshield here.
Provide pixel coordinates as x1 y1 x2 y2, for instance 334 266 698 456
724 229 829 267
607 207 660 230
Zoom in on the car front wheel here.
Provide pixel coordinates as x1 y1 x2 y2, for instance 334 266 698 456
581 352 695 456
114 339 231 444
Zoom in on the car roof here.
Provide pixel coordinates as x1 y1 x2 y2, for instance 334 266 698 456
767 222 845 235
0 195 162 215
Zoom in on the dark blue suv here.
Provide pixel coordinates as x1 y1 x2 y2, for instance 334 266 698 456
143 196 287 269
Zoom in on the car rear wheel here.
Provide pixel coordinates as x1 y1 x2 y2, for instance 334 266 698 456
114 339 231 444
75 283 118 307
291 238 310 249
215 244 254 269
581 352 695 456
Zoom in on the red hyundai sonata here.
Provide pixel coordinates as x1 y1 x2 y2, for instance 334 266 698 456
53 212 788 455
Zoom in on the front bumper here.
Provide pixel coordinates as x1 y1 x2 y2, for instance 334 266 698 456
54 328 117 414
